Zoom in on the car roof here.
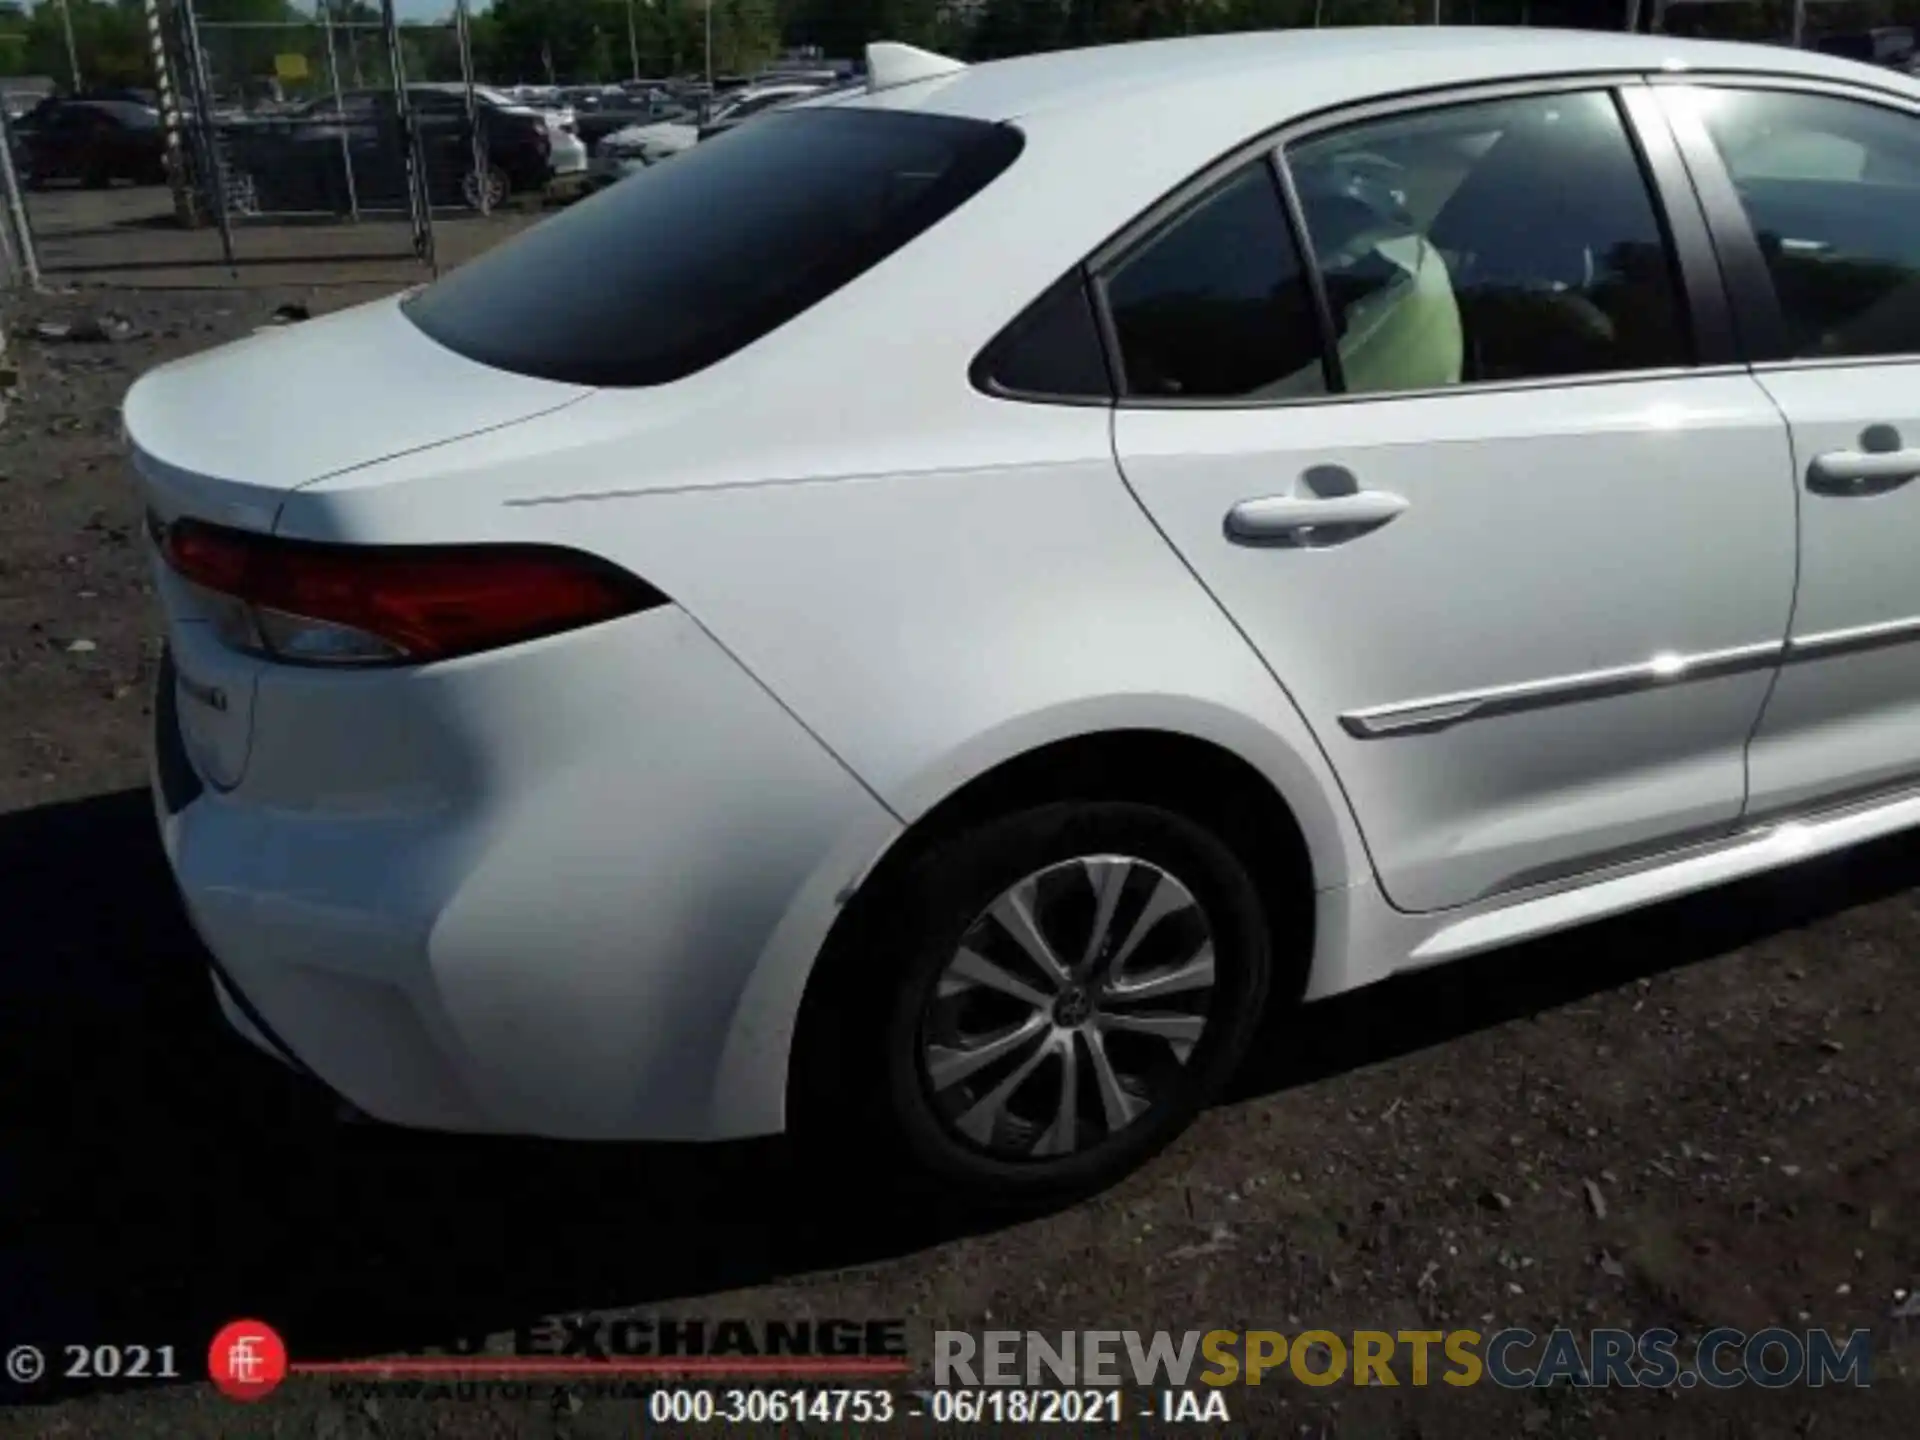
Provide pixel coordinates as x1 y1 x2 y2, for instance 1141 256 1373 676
842 26 1920 126
729 84 822 102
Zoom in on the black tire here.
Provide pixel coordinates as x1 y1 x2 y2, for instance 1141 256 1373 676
462 163 510 212
792 801 1273 1208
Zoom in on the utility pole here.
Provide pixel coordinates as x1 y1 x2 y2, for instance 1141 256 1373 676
705 0 713 98
626 0 640 81
57 0 83 93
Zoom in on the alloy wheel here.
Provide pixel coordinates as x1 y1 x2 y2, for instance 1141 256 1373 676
916 855 1217 1161
463 166 507 211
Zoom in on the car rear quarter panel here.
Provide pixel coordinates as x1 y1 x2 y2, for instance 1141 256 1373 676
280 394 1370 901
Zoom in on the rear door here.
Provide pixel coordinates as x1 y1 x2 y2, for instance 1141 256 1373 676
1108 81 1799 913
38 104 95 179
406 89 473 204
1658 79 1920 817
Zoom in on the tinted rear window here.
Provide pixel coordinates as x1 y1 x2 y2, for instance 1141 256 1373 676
403 107 1023 387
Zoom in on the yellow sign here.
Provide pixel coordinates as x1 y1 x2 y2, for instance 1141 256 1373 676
273 53 309 82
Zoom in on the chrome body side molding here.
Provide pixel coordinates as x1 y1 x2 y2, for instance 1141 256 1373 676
1339 640 1783 738
1342 617 1920 739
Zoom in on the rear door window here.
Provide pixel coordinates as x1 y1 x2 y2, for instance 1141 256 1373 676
1285 90 1692 393
1100 163 1328 400
403 107 1022 387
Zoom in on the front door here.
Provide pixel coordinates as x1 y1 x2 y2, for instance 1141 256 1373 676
1108 83 1799 913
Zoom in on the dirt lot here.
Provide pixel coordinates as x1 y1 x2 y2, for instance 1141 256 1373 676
3 222 1920 1438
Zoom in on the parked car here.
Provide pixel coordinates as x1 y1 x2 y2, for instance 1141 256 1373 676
12 97 165 188
126 29 1920 1204
218 85 580 214
697 76 862 140
572 90 692 150
411 84 586 198
596 80 825 170
1814 27 1915 69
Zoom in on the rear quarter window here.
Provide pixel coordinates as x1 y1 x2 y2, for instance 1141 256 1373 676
403 107 1024 387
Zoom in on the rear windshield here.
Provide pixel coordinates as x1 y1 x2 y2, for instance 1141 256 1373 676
402 107 1024 387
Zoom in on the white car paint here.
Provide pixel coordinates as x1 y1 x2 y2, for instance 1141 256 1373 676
1117 376 1798 912
594 117 697 164
125 30 1920 1156
546 125 587 175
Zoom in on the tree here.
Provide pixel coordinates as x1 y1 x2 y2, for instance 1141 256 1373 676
968 0 1069 57
0 0 151 88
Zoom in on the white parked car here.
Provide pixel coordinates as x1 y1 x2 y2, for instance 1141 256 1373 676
126 30 1920 1203
594 80 825 170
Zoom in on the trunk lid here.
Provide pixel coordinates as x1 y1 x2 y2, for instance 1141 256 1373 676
123 293 591 513
127 294 591 794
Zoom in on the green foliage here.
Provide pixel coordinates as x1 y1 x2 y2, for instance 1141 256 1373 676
476 0 783 82
4 0 1879 94
2 0 153 88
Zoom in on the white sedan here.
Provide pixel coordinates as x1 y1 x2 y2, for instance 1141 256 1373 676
125 30 1920 1203
593 80 826 173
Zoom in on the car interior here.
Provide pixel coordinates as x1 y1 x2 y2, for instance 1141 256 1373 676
1714 115 1920 359
1293 93 1691 391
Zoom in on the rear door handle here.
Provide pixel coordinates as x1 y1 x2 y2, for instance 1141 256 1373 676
1807 448 1920 495
1225 490 1410 547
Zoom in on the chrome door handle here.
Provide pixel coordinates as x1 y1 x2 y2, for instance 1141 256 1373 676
1225 490 1410 547
1807 448 1920 495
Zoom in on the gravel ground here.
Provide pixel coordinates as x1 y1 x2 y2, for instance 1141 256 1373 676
2 281 1919 1440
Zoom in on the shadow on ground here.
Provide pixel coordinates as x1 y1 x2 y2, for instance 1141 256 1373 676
4 787 1915 1401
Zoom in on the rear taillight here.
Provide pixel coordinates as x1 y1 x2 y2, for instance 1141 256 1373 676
157 516 666 666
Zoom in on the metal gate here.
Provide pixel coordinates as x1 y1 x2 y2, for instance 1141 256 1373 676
176 0 438 273
0 0 504 285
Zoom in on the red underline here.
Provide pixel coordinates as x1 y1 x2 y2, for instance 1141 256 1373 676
288 1357 914 1377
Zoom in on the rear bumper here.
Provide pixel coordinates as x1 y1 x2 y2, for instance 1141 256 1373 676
152 606 898 1141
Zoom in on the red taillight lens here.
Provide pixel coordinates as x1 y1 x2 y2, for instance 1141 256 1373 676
160 517 666 666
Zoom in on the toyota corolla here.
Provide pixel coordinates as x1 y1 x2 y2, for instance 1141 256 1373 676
128 30 1920 1201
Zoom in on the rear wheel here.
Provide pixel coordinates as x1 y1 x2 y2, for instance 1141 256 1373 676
462 163 510 211
793 801 1273 1207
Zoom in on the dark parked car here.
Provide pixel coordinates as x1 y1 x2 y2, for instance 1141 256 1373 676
1813 27 1916 69
217 86 558 215
13 97 165 187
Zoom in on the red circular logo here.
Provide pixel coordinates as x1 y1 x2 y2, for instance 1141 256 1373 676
208 1319 287 1402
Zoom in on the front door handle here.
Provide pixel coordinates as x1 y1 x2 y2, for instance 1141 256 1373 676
1807 448 1920 495
1225 490 1410 547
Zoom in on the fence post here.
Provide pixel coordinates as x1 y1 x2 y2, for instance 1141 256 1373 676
319 0 361 221
146 0 199 227
454 0 489 216
381 0 437 274
0 102 40 290
176 0 238 276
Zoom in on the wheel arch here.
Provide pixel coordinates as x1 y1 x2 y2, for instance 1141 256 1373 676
775 722 1343 1136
